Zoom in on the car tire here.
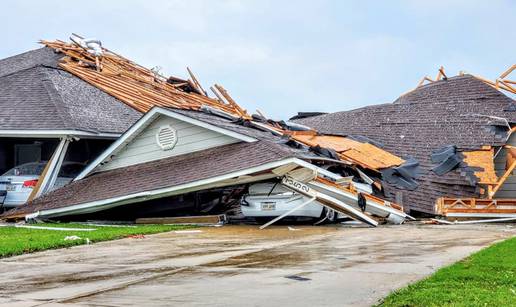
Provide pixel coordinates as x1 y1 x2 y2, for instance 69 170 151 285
319 207 337 224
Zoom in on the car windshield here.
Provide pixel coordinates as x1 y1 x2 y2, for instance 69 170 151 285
2 162 48 176
58 163 85 178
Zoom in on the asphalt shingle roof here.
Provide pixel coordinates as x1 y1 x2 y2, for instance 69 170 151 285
3 140 296 217
297 75 516 214
0 47 142 135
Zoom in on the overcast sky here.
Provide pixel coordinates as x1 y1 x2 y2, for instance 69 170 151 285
1 0 514 119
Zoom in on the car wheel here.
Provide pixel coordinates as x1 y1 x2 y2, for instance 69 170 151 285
325 208 337 222
316 207 337 224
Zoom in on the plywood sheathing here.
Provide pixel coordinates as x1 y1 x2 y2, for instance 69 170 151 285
462 149 498 185
292 134 405 170
41 40 251 119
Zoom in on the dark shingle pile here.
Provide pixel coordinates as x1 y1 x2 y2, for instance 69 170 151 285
297 75 516 214
0 47 141 135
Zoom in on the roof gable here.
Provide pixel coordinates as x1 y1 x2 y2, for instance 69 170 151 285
75 107 258 179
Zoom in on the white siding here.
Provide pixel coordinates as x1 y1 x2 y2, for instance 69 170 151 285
97 115 240 172
494 133 516 198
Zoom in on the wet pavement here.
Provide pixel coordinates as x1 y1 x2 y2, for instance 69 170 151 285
0 224 514 306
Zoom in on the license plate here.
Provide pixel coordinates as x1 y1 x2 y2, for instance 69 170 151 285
261 202 276 211
6 185 16 191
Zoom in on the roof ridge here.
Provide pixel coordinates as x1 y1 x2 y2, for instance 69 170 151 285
0 47 61 78
38 66 77 131
0 64 47 79
395 74 515 104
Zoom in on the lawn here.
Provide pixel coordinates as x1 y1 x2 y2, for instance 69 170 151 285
378 236 516 306
0 223 194 258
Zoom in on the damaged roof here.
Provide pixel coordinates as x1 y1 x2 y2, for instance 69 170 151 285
1 37 410 221
296 75 516 214
4 140 299 218
41 39 250 118
0 47 142 136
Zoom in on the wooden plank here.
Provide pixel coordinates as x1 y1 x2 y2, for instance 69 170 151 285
187 67 207 96
136 214 226 225
41 40 250 117
491 160 516 197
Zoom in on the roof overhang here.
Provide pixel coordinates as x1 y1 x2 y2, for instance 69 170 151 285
74 107 258 180
0 130 121 139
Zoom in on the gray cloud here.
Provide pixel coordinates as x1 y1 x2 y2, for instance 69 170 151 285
1 0 514 119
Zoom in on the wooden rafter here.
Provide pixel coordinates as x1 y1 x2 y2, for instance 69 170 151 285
489 159 516 198
406 64 516 97
475 64 516 94
436 197 516 215
41 39 251 118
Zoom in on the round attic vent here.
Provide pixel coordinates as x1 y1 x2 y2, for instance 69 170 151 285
156 125 178 151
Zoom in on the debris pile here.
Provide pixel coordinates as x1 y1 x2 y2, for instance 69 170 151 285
42 35 250 118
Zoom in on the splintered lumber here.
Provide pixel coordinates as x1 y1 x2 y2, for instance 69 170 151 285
187 67 207 96
408 65 516 96
213 84 250 119
210 86 227 104
499 64 515 79
41 39 250 117
135 214 226 225
290 135 405 171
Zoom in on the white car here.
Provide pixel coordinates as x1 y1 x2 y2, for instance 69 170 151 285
0 162 84 209
241 182 337 222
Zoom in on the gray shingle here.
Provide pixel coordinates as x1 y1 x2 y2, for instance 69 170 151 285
0 48 142 135
296 75 515 214
0 47 61 78
3 140 295 217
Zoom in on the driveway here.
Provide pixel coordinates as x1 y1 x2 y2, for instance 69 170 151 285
0 224 514 307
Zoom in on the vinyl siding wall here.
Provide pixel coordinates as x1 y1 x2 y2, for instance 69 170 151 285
97 115 240 172
494 132 516 198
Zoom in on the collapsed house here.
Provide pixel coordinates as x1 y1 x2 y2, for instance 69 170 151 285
295 69 516 219
0 36 414 226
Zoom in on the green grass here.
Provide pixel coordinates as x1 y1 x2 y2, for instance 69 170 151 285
378 236 516 306
0 223 194 258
